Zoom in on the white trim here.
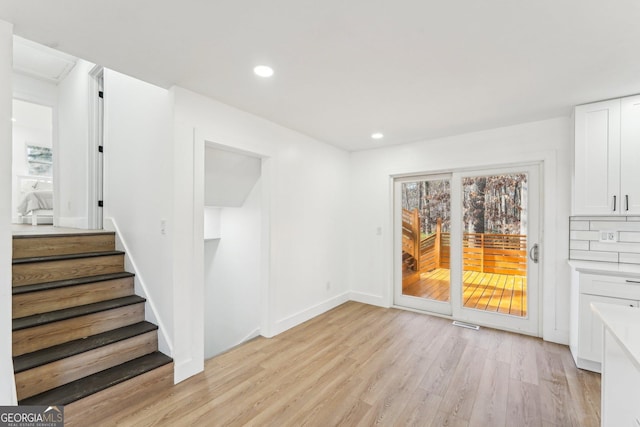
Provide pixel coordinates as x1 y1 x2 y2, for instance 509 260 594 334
271 292 350 336
104 217 174 357
87 65 103 230
349 291 389 307
174 358 199 384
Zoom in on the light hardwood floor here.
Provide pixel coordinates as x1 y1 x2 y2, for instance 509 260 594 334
105 302 599 427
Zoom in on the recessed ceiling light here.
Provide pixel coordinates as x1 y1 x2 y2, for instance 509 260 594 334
254 65 274 78
11 118 16 122
371 132 384 140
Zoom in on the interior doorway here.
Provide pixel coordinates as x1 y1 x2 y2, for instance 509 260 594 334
394 163 541 335
203 144 263 359
11 99 54 226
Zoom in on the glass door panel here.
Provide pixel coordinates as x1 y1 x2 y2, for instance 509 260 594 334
396 176 452 314
454 165 539 336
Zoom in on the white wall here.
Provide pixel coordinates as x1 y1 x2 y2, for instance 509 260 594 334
205 146 261 207
103 69 174 355
172 87 351 382
0 19 17 405
57 59 94 228
204 179 262 359
349 117 572 344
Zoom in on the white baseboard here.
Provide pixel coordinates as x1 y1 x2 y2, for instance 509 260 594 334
349 291 388 307
270 292 350 337
174 357 204 384
542 328 570 346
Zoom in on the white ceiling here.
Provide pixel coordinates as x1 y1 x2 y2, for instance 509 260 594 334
2 0 640 151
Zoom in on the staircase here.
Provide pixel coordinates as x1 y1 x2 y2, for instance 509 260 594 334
11 231 173 425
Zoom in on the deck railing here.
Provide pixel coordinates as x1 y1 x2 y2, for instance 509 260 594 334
402 209 527 276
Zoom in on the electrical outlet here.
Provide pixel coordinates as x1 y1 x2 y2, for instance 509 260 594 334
599 231 618 242
160 219 167 235
326 281 331 291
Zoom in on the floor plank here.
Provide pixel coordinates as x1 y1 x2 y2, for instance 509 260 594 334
101 302 599 427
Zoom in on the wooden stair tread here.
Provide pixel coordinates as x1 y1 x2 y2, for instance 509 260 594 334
13 295 146 331
12 250 125 265
19 352 173 406
13 321 158 373
12 272 134 295
12 231 116 240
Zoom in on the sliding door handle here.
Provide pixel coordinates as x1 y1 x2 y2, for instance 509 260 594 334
529 243 539 264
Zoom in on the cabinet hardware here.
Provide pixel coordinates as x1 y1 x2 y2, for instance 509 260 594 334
625 280 640 284
626 195 630 211
613 195 617 211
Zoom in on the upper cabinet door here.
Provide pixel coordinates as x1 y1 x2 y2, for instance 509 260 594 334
620 95 640 215
574 99 621 215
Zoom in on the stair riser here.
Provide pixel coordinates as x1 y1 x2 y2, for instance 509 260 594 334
16 331 158 401
13 277 135 319
13 304 145 357
13 234 116 259
64 362 173 427
12 254 125 287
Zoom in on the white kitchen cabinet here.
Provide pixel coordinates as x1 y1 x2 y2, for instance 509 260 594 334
620 95 640 214
574 99 620 215
574 94 640 215
569 269 640 372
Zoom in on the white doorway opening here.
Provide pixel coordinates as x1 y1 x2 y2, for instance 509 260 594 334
203 144 264 359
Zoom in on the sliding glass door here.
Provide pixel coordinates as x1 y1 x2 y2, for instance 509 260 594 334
394 164 540 335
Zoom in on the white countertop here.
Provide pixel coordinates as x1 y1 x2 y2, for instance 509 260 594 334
591 302 640 372
569 260 640 278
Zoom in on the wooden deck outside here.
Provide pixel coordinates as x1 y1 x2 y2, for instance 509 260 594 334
403 268 527 317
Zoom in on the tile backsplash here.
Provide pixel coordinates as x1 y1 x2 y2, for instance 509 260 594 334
570 216 640 264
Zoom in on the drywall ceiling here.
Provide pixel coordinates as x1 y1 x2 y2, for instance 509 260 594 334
2 1 640 151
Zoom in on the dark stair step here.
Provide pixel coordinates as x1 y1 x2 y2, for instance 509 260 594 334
13 321 158 373
12 250 125 265
19 352 173 406
12 272 135 295
13 295 146 331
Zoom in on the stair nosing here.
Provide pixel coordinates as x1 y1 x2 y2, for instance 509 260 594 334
18 352 173 406
13 321 158 373
12 272 135 295
13 295 147 331
12 250 125 265
12 231 116 240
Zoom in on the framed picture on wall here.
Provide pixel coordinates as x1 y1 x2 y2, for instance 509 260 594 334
26 144 53 176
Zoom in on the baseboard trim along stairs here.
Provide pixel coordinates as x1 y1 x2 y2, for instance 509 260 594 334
11 231 173 425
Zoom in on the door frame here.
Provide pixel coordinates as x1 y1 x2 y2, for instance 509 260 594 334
88 65 104 229
451 163 541 335
393 161 543 336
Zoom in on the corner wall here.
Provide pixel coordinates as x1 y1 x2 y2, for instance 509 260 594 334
102 69 174 355
349 117 572 344
0 19 17 405
172 87 351 382
57 59 94 228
